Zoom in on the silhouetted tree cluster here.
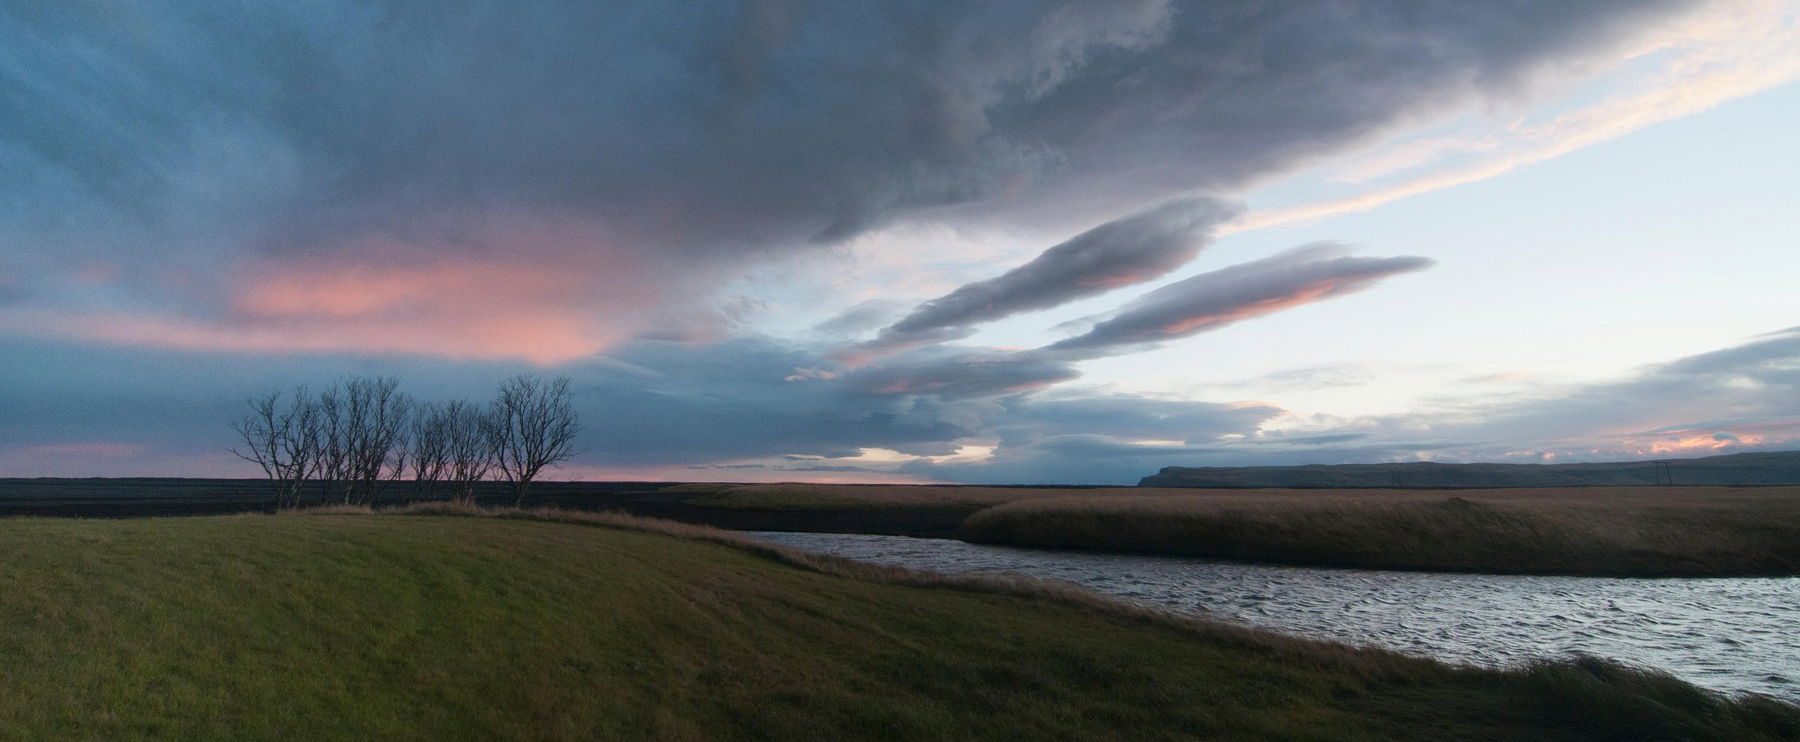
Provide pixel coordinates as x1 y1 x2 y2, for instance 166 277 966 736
231 375 579 508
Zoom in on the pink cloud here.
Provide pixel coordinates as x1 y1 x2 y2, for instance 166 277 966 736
1049 245 1433 355
1155 281 1343 337
1615 418 1800 457
554 462 939 484
2 304 617 366
0 212 723 365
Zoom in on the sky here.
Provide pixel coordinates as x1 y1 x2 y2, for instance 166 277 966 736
2 0 1798 483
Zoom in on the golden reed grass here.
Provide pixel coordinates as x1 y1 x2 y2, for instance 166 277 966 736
957 486 1800 576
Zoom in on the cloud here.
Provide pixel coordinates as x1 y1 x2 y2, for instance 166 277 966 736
894 395 1286 484
0 271 22 305
4 323 1796 483
9 1 1791 485
0 0 1709 360
834 242 1430 403
996 394 1282 442
1233 1 1800 232
810 300 904 338
1195 364 1379 392
1433 326 1800 458
0 330 1279 481
900 328 1800 482
848 197 1241 361
569 338 986 465
1212 327 1800 467
1048 243 1434 355
846 348 1080 399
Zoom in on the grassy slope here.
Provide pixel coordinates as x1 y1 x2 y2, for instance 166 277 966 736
958 487 1800 576
0 513 1794 741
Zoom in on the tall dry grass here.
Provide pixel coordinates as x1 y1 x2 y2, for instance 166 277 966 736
958 486 1800 576
672 483 1110 510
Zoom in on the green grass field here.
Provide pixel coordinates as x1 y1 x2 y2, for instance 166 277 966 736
0 510 1794 740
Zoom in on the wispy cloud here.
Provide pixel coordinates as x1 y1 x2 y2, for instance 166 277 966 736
846 198 1241 362
836 243 1429 406
1047 244 1433 355
1231 0 1800 232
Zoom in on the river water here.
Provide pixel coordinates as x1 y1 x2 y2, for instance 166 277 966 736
750 531 1800 701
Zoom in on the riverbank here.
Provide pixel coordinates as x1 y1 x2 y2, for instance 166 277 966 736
0 478 1021 535
670 482 1800 576
0 478 1098 536
756 530 1800 701
0 507 1793 740
957 486 1800 576
7 479 1799 576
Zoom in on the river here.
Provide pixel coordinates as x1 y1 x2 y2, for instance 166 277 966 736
750 531 1799 701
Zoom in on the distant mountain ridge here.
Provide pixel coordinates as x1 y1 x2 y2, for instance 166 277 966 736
1138 450 1800 488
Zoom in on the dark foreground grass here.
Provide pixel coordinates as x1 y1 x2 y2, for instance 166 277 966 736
0 509 1794 740
958 486 1800 576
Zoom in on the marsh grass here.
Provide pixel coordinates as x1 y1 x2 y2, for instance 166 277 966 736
672 482 1104 510
0 506 1793 740
957 486 1800 576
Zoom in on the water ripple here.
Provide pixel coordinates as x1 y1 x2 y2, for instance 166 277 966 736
751 531 1800 701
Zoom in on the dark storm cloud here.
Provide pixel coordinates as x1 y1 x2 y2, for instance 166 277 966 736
2 1 1696 302
851 197 1241 359
1 0 1756 482
1049 243 1433 354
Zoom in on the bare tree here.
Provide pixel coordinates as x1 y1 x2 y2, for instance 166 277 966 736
487 375 579 506
315 384 352 502
229 386 321 508
408 401 452 500
442 399 495 504
355 376 412 505
315 376 414 505
384 405 413 496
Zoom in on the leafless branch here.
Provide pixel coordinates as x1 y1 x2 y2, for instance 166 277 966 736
487 375 580 506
